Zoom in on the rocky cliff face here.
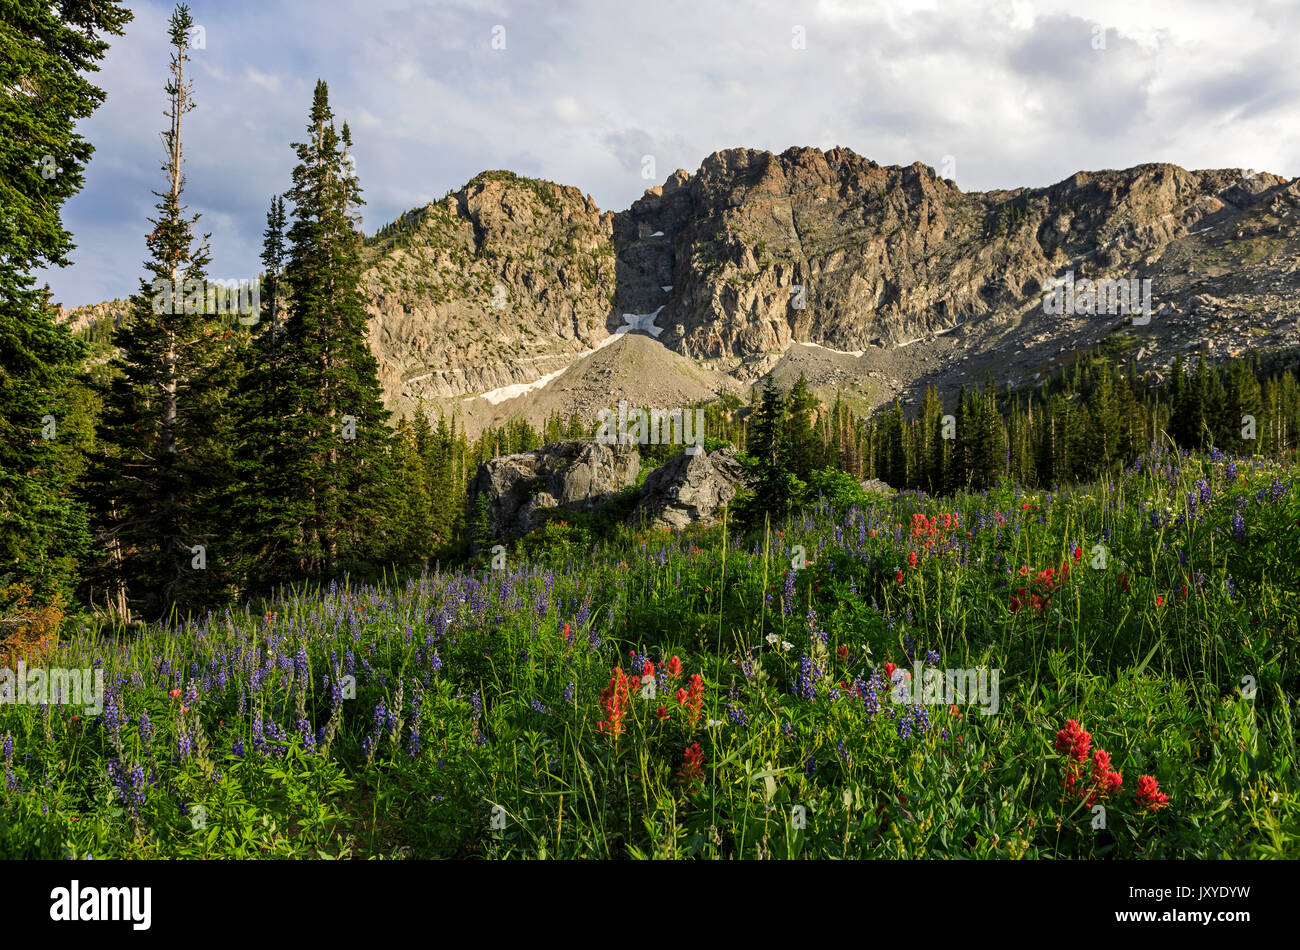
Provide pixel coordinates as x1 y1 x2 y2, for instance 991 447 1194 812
356 147 1300 434
626 148 1293 358
62 147 1300 435
360 170 617 407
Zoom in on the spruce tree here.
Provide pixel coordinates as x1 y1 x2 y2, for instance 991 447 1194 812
273 80 399 579
741 375 797 528
85 5 228 621
0 0 131 605
226 195 296 588
785 372 818 480
392 416 433 561
1083 365 1120 477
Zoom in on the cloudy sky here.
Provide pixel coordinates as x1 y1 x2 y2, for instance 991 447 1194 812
37 0 1300 307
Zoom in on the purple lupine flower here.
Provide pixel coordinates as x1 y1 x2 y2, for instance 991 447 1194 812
793 656 819 702
925 650 940 666
859 673 883 720
295 645 310 691
1232 510 1246 542
129 762 147 805
740 655 757 681
138 711 153 744
101 685 123 746
781 568 797 618
807 607 824 645
408 691 424 758
896 704 932 739
298 719 316 754
232 736 244 759
563 682 575 703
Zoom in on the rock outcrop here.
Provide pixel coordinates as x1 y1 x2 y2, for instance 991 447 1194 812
629 448 750 530
469 439 639 543
858 478 894 495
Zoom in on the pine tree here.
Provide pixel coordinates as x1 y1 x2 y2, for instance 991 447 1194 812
917 385 942 492
741 375 797 528
85 5 229 621
970 380 1005 488
1228 360 1262 455
1083 365 1121 477
238 80 401 584
261 195 287 344
392 416 433 560
0 0 131 605
785 372 818 480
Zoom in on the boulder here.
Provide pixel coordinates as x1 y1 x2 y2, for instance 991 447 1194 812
629 448 751 530
470 439 640 544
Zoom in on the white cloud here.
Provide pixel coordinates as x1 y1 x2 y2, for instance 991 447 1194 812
35 0 1300 307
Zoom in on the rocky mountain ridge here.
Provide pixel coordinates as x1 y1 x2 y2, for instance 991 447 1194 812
60 147 1300 437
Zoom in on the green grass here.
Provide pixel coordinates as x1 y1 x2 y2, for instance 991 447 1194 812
1 447 1297 858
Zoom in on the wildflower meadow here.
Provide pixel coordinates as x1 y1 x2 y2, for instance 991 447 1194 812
1 446 1296 859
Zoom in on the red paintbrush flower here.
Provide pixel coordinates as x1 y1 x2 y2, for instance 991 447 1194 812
677 742 705 787
1054 720 1092 761
1134 774 1170 812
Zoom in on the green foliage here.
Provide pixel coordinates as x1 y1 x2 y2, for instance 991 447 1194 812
803 467 866 509
0 0 131 604
81 5 235 621
2 449 1297 858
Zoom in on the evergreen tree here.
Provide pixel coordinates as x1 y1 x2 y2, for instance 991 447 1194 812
238 80 400 583
85 5 228 621
260 195 287 343
785 372 818 480
1083 365 1121 477
1228 360 1262 455
0 0 131 605
917 385 943 492
740 375 798 528
392 416 433 559
970 380 1005 488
